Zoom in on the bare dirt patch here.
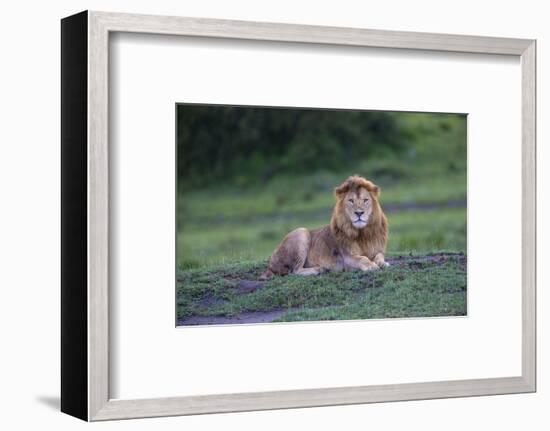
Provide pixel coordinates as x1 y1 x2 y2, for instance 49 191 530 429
178 310 288 326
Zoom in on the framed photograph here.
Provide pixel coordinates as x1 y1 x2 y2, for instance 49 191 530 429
61 11 536 421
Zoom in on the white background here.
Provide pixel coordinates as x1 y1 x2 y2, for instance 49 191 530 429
0 0 547 429
111 33 522 399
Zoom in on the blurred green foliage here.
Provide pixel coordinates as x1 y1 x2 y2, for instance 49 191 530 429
177 105 405 189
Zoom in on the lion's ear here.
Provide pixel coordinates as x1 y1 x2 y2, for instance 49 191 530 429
334 180 350 197
370 184 380 198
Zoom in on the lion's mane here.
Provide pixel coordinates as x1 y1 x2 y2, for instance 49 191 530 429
330 175 388 257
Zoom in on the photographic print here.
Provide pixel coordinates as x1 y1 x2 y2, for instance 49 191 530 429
176 104 467 326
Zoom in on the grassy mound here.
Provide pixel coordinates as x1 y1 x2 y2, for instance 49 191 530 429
177 253 466 325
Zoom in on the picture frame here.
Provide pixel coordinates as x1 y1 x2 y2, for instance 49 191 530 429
61 10 536 421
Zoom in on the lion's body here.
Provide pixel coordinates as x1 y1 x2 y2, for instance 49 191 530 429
260 176 389 279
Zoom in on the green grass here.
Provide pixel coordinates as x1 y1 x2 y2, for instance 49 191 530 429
177 170 465 227
177 206 466 269
177 253 467 323
176 165 466 269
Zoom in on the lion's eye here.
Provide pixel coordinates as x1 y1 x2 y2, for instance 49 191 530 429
348 199 354 204
364 198 369 203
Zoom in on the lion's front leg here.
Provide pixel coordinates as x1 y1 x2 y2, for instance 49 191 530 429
373 252 390 268
344 255 379 272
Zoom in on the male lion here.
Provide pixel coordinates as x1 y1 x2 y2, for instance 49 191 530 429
260 175 388 279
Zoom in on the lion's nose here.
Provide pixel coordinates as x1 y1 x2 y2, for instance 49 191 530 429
355 211 364 217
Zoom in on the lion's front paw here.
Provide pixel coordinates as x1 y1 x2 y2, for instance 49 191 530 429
361 263 380 272
377 261 390 269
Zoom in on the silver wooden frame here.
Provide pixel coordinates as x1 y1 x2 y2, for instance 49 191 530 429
61 10 536 421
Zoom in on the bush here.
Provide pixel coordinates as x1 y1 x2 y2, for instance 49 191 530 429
177 105 403 190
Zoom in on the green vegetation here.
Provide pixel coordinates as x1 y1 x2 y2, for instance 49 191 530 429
177 254 467 324
176 108 467 324
177 105 404 190
178 202 466 270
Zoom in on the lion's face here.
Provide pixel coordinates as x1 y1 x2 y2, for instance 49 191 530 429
332 175 382 234
341 187 374 229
